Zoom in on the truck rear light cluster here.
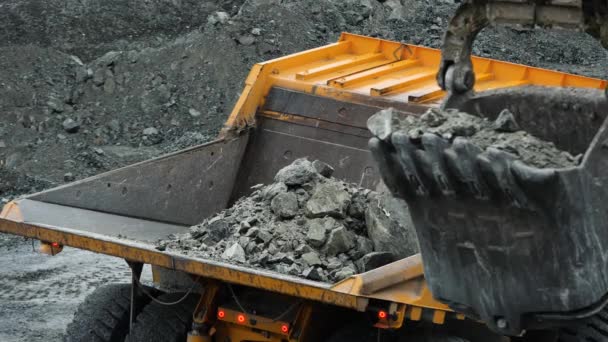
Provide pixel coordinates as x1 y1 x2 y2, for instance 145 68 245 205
216 307 291 336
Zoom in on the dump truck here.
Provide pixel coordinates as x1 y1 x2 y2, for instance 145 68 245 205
2 1 608 340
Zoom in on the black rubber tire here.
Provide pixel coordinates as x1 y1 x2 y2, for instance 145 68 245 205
65 283 141 342
124 292 199 342
558 309 608 342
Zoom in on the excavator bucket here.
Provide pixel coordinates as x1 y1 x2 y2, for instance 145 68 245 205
370 85 608 335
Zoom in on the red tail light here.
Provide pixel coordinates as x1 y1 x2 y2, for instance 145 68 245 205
378 310 388 319
237 314 246 323
281 324 289 333
217 310 226 319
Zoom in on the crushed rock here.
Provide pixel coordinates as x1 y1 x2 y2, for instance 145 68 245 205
158 158 419 283
369 107 578 168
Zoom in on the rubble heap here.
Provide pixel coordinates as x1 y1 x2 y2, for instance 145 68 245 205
158 158 419 283
369 108 579 168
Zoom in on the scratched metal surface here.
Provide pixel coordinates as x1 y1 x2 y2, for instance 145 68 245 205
29 136 249 226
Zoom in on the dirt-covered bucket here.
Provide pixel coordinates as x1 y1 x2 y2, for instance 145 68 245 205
368 85 608 335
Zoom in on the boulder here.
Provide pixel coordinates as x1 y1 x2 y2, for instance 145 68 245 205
305 182 351 218
365 193 419 258
271 191 299 219
274 158 317 186
324 226 355 256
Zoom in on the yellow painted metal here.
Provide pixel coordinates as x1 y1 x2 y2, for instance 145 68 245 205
192 281 221 325
186 335 212 342
215 307 291 341
224 32 607 132
432 310 447 324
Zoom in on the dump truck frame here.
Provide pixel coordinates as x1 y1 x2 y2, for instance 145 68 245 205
1 33 605 341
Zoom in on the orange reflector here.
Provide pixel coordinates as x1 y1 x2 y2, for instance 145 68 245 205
237 314 246 324
378 310 387 319
217 310 226 319
281 324 289 334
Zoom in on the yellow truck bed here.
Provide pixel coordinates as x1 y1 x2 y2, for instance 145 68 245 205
1 33 605 323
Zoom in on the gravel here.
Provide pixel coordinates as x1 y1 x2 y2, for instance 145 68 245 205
158 158 419 283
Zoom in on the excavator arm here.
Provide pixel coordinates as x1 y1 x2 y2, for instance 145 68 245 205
438 0 608 103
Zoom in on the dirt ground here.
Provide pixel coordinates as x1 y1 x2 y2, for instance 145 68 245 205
0 0 606 340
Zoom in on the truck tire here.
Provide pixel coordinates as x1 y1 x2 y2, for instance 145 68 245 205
558 310 608 342
65 283 147 342
124 292 199 342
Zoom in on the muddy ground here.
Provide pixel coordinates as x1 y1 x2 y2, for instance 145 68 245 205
0 0 606 340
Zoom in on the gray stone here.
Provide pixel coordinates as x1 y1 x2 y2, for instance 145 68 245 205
47 98 65 113
222 243 246 263
301 252 323 266
245 241 258 254
143 127 159 135
251 28 262 36
256 230 273 244
238 220 251 233
62 118 80 133
494 109 521 133
305 182 351 218
274 158 317 186
420 108 447 127
92 68 105 86
63 172 75 182
312 160 334 178
365 193 419 258
306 218 336 247
367 107 400 141
267 243 279 255
295 244 313 256
302 267 323 281
333 267 356 281
324 227 355 256
285 263 302 276
262 182 288 201
107 119 121 132
245 227 259 238
189 108 202 117
327 259 342 270
269 252 294 265
349 236 374 260
256 251 270 265
295 188 310 206
238 236 250 248
208 11 230 25
347 191 368 219
238 35 256 46
204 218 230 244
270 191 299 219
357 252 396 272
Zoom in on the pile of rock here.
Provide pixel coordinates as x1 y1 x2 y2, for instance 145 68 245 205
158 158 419 283
368 107 579 168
